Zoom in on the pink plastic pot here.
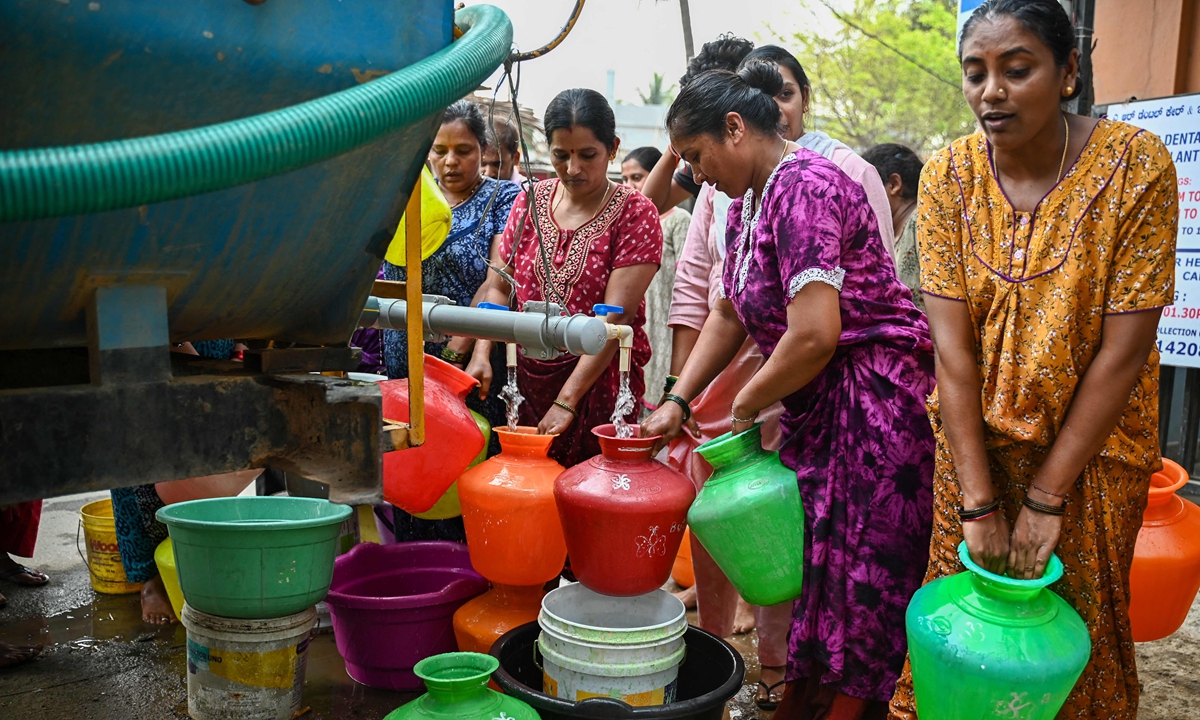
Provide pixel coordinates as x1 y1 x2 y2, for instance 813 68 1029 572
325 541 488 690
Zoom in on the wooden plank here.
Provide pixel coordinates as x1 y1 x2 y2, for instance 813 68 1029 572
371 280 408 299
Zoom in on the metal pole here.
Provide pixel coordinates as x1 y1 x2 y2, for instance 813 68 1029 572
1064 0 1095 117
679 0 695 61
1181 369 1200 475
404 189 425 447
1160 365 1177 456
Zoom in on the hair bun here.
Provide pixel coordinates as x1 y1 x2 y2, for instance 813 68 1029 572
737 60 784 97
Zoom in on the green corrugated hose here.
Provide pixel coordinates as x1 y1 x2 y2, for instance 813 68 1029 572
0 5 513 223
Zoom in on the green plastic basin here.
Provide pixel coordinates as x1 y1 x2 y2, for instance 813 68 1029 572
157 497 353 619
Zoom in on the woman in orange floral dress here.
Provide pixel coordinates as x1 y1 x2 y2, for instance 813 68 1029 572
888 1 1178 718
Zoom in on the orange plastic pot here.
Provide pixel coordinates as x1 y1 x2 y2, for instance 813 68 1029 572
672 528 695 589
381 356 486 514
457 428 567 586
453 583 547 654
1130 458 1200 642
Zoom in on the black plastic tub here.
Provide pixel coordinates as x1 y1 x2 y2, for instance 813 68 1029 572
490 622 745 720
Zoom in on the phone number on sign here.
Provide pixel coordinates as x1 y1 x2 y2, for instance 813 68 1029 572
1158 340 1200 358
1162 306 1200 319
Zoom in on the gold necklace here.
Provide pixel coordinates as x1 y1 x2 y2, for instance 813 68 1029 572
449 176 483 209
552 179 612 224
1056 113 1070 183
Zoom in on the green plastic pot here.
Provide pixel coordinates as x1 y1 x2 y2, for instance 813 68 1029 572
689 424 805 606
157 497 352 619
907 542 1091 719
384 652 540 720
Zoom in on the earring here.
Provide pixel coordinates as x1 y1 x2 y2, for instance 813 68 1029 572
1064 86 1074 96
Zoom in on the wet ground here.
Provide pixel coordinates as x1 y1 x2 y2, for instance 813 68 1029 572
1 491 1197 719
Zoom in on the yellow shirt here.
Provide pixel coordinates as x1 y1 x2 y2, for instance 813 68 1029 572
918 119 1178 470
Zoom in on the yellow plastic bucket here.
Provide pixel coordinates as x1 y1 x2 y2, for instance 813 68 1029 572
79 499 142 595
154 538 185 618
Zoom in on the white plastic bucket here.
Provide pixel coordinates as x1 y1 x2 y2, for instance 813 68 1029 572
181 604 317 720
537 584 687 706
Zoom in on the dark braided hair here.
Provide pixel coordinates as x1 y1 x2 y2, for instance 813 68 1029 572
679 34 755 88
442 99 489 149
544 88 617 151
960 0 1082 100
667 61 784 141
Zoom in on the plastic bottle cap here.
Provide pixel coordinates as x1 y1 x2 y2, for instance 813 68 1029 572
478 302 509 311
592 304 624 316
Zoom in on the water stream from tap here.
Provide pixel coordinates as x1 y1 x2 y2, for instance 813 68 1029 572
610 368 635 439
499 366 524 431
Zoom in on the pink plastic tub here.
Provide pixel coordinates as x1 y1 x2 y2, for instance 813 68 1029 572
325 541 488 690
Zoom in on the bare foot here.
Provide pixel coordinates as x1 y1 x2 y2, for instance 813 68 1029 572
672 584 697 610
0 641 42 669
732 597 756 634
756 664 786 709
141 575 178 625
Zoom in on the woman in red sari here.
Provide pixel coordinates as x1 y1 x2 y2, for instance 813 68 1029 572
469 88 663 466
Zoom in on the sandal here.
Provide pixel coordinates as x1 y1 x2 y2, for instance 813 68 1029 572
0 565 49 587
756 679 787 711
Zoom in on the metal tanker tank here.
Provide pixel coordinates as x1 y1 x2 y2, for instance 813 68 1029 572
0 1 515 504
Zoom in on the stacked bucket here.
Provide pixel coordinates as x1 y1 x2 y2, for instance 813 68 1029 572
156 497 352 720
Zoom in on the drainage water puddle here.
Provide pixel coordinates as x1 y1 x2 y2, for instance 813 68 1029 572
0 593 179 649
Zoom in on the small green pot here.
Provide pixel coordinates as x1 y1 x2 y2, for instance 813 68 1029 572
385 652 540 720
689 424 805 606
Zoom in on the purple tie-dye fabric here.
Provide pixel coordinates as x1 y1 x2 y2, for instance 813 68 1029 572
722 149 936 702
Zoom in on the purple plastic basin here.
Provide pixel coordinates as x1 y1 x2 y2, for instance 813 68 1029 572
325 541 487 690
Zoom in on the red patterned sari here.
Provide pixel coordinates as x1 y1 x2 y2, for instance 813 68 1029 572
497 180 663 466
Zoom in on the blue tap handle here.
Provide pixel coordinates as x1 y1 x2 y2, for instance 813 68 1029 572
592 304 624 316
478 302 509 311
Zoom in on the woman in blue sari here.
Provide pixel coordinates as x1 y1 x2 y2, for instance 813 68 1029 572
380 99 520 542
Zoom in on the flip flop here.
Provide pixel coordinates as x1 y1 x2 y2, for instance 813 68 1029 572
756 679 787 711
0 565 49 587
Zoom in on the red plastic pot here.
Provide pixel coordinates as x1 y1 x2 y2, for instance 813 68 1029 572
381 355 485 514
554 424 696 596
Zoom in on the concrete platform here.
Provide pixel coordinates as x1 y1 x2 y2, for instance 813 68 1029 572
1 491 1198 719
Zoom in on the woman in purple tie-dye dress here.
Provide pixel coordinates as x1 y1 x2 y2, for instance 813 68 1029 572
642 62 935 718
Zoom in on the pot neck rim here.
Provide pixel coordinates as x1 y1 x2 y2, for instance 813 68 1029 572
695 424 766 470
958 541 1062 602
496 427 556 457
1147 459 1189 511
593 423 657 462
414 652 497 701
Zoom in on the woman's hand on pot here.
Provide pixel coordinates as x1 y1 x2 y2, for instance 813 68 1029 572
465 350 493 399
962 510 1011 576
1008 505 1062 580
538 402 575 436
640 402 693 454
